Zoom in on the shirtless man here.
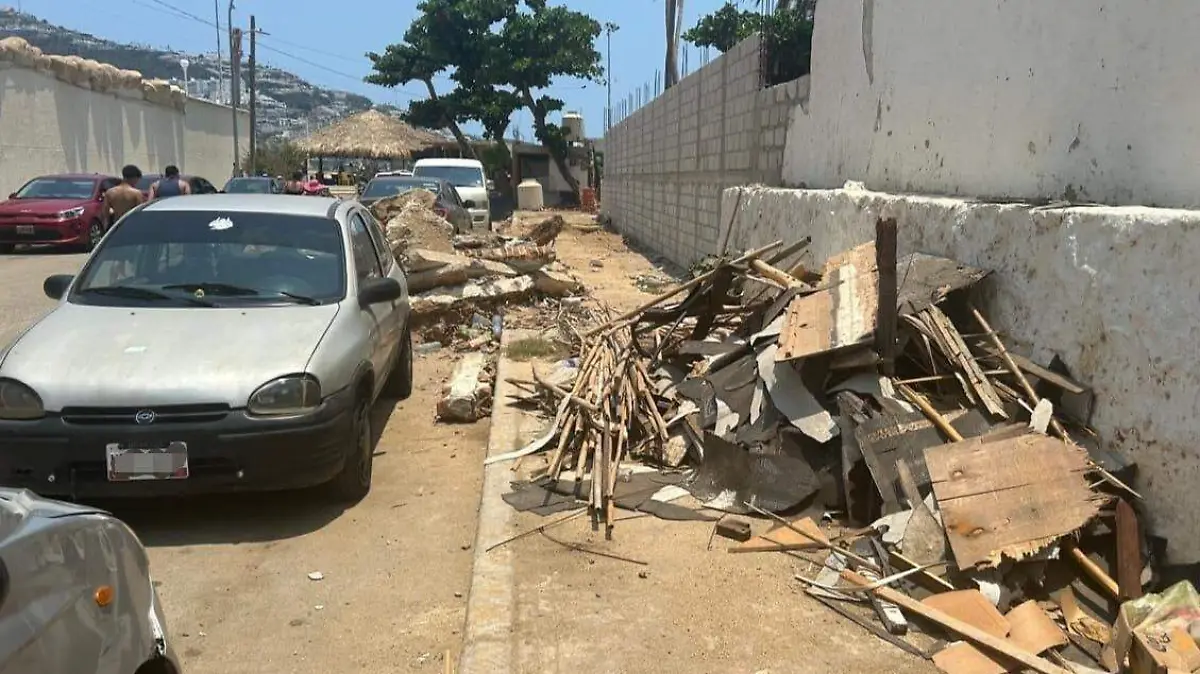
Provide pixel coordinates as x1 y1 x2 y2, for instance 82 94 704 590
102 164 146 228
148 165 191 199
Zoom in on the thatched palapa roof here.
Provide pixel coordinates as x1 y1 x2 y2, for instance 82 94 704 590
295 109 444 159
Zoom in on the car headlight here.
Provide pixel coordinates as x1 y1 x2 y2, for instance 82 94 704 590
247 375 321 416
0 378 44 420
56 207 85 220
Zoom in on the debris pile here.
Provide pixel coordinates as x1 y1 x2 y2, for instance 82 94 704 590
496 219 1169 674
370 191 454 259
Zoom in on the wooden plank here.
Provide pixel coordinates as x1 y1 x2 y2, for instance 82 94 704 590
926 434 1104 569
923 306 1008 418
843 571 1072 674
777 242 879 361
932 643 1012 674
875 218 898 376
969 341 1087 395
729 516 829 553
1115 498 1144 600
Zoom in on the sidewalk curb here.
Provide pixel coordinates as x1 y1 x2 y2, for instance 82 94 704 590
458 329 538 674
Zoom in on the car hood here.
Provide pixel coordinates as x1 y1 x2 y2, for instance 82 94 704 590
455 186 488 204
0 198 91 216
0 303 341 410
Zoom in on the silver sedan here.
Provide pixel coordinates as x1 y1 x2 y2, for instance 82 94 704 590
0 194 412 502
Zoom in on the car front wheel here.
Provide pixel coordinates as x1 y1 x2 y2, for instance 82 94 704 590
83 219 104 252
382 327 413 399
325 395 373 502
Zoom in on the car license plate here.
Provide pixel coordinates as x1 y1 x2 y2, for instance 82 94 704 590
14 225 33 235
105 442 189 481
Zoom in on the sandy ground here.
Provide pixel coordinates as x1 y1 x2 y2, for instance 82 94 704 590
476 211 939 674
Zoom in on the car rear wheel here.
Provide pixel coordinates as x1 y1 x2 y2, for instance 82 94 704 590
382 327 413 400
325 395 373 503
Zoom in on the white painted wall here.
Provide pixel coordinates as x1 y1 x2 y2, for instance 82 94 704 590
784 0 1200 209
0 63 248 195
723 185 1200 563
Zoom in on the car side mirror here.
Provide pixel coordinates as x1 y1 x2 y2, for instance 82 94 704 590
486 180 495 191
43 274 74 300
6 193 15 200
358 277 403 306
463 199 476 209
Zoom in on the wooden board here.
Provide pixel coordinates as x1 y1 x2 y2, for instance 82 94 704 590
1006 601 1068 655
932 642 1012 674
1115 498 1144 600
729 516 829 553
926 432 1104 569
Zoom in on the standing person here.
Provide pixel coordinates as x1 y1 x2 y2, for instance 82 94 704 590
102 165 146 228
283 170 306 195
149 165 191 199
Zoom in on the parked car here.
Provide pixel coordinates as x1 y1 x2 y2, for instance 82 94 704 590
0 173 119 253
0 194 412 502
358 176 473 233
412 158 492 227
222 176 282 194
0 488 179 674
373 170 413 178
136 174 221 199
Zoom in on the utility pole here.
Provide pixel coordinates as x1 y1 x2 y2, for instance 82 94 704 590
213 0 224 104
229 25 242 177
603 23 617 132
248 15 257 174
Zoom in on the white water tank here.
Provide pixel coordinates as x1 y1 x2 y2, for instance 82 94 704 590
562 111 585 142
517 178 544 211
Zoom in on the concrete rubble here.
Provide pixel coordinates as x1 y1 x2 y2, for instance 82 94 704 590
487 221 1178 674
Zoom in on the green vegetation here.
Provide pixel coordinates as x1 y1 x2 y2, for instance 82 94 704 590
366 0 605 199
683 2 815 86
504 336 566 362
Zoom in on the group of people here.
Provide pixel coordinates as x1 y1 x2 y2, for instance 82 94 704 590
100 163 190 226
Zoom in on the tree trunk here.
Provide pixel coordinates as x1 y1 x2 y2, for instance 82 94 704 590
424 78 477 159
664 0 679 89
520 88 581 201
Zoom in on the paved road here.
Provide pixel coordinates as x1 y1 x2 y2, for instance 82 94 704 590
0 251 485 673
0 249 86 346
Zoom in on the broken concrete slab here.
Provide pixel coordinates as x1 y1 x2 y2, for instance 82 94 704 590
412 276 537 317
437 353 491 422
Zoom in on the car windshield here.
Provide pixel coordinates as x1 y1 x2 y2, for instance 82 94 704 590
413 166 484 187
362 178 440 199
72 210 346 307
224 178 272 194
14 178 96 200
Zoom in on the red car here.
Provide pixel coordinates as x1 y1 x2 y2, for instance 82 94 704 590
0 173 119 253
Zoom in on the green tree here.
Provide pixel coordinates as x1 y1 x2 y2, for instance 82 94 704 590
370 0 604 200
682 2 761 53
242 139 307 178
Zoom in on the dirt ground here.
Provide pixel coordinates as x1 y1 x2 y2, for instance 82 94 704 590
475 211 939 674
113 352 487 674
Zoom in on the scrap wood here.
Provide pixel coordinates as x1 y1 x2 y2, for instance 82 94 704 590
756 343 838 442
1066 546 1120 600
729 516 828 553
807 590 932 659
842 571 1072 674
742 501 882 574
876 217 899 376
582 239 784 338
1115 498 1144 600
1006 600 1069 655
970 305 1066 439
925 432 1106 569
896 458 947 566
918 305 1008 418
1053 588 1112 645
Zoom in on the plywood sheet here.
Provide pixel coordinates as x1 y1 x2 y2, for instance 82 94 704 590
1006 601 1068 655
926 433 1104 569
923 590 1011 639
932 642 1012 674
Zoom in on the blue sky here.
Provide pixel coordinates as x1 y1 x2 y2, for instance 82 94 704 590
16 0 747 138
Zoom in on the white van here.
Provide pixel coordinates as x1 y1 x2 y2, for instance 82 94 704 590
412 158 491 227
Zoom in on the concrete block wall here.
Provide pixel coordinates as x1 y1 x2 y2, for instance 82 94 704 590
602 36 807 266
722 185 1200 564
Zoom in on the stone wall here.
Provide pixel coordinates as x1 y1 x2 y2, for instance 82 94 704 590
0 37 248 194
602 36 808 266
722 184 1200 563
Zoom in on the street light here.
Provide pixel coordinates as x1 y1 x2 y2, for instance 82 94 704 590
179 58 190 97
